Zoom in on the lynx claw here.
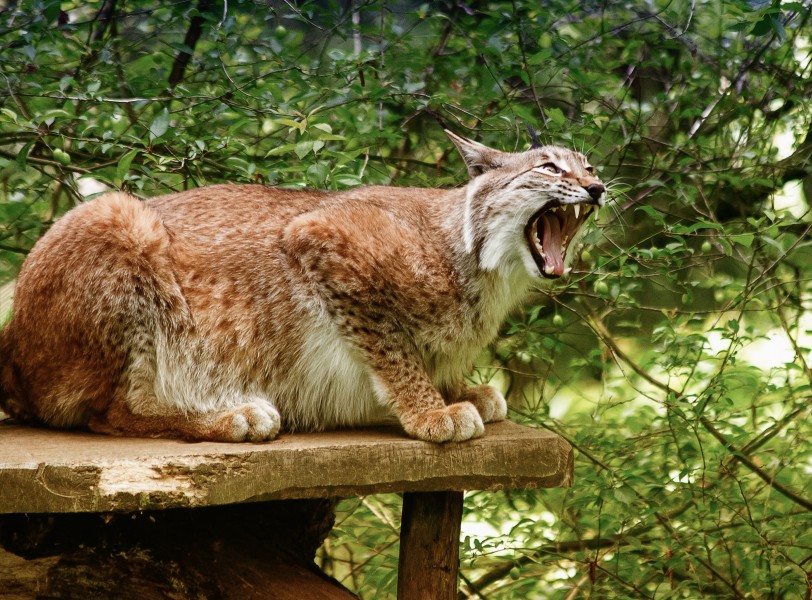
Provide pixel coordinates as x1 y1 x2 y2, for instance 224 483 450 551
406 402 485 443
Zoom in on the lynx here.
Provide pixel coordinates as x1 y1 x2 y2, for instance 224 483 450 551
0 130 604 443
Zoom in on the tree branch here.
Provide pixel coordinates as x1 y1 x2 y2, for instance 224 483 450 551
588 313 812 513
168 0 212 89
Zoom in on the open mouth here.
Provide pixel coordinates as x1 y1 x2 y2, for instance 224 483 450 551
524 202 597 278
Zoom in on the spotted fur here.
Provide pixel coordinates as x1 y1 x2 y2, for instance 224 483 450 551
0 132 604 442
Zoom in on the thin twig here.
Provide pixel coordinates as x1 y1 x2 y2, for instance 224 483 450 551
588 312 812 513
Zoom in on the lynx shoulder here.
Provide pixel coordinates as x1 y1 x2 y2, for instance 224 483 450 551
0 130 604 443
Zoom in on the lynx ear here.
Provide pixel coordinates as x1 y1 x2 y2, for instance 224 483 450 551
445 130 507 178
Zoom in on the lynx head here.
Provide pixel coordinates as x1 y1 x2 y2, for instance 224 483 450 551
447 129 605 279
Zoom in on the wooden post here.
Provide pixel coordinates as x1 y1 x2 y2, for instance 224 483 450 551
397 491 464 600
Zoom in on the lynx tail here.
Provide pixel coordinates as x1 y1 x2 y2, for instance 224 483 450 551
0 327 34 423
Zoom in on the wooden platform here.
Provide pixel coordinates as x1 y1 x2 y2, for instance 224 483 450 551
0 420 572 514
0 419 573 599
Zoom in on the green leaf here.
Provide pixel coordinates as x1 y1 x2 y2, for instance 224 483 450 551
311 123 333 134
671 221 724 234
306 162 329 187
545 107 566 127
613 487 634 506
295 141 313 159
44 0 61 23
276 117 306 134
116 149 139 185
0 108 18 123
15 140 35 169
730 233 755 248
636 205 666 224
527 49 553 65
295 140 324 159
149 108 170 141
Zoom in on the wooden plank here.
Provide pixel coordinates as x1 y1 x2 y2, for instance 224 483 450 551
0 420 573 514
397 491 463 600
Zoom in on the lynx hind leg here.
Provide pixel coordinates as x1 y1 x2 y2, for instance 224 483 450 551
207 398 282 442
103 319 281 442
449 384 508 423
90 395 282 443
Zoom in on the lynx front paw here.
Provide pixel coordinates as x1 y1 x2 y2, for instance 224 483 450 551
212 401 281 442
404 402 485 443
463 385 508 423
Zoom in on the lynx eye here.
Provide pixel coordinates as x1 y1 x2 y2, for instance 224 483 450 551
533 163 563 177
585 165 594 173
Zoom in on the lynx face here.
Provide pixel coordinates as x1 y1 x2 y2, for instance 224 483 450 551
521 149 604 278
447 132 605 279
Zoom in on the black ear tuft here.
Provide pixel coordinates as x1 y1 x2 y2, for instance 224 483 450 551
526 123 543 150
425 108 451 132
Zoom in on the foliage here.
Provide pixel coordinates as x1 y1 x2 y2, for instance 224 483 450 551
2 0 811 597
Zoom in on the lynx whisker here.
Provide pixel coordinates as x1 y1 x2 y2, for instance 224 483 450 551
600 178 631 230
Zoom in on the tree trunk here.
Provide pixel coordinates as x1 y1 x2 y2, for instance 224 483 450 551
0 500 357 599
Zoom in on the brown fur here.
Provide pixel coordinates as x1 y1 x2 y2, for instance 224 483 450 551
0 132 604 442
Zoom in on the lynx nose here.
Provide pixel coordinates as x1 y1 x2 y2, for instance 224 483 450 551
585 183 605 202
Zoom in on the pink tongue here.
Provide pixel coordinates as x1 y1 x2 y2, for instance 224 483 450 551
541 213 565 275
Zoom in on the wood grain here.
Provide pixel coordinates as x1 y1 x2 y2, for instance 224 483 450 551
398 491 464 600
0 420 573 514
